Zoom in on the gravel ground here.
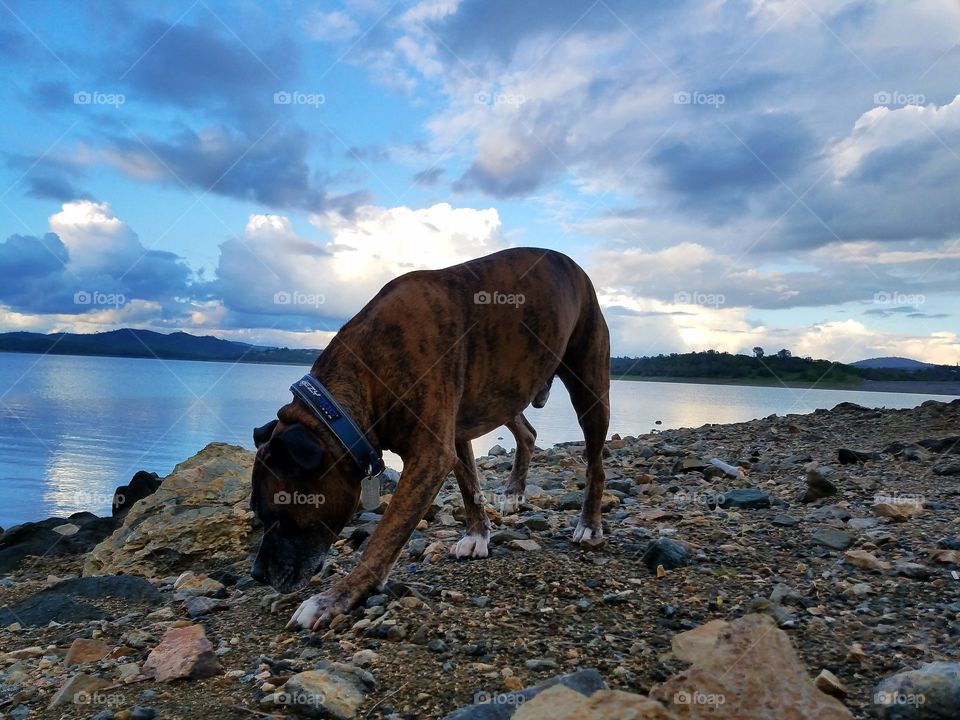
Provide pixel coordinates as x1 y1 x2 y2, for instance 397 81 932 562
1 398 958 719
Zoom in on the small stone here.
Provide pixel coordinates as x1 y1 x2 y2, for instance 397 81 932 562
428 639 449 653
172 572 226 599
815 668 848 697
351 649 378 667
519 513 550 531
508 539 542 552
142 624 221 682
872 502 923 521
894 562 934 580
488 445 507 456
843 549 890 571
811 528 853 551
641 538 690 572
65 638 111 666
184 596 228 618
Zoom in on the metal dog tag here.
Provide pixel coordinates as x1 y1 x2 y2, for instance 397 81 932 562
360 474 381 511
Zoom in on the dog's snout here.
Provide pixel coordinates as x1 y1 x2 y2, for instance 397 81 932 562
250 557 268 584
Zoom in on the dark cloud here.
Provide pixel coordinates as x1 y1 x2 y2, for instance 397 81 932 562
24 176 92 202
112 20 299 123
412 166 444 187
649 114 815 219
0 231 191 315
106 125 367 214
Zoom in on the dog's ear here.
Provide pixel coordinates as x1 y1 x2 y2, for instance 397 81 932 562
253 419 279 448
275 424 325 471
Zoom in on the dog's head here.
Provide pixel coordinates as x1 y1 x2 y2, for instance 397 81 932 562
249 417 361 592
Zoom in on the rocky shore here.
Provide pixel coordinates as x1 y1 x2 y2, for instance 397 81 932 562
1 399 959 719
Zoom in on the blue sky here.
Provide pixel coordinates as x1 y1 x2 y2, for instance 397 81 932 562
1 0 958 363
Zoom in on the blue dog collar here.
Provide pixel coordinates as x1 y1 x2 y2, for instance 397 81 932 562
290 374 385 478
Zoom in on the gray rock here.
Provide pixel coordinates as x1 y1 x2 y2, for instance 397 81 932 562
894 562 934 581
0 592 104 626
184 596 228 618
280 663 374 719
811 528 853 551
557 491 584 511
489 529 529 545
488 445 507 457
771 514 800 527
873 661 960 719
641 538 691 571
719 488 771 510
518 514 549 531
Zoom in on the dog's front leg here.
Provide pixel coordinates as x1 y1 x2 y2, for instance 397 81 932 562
289 453 455 630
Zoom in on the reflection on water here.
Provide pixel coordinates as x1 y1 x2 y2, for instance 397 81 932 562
0 352 955 527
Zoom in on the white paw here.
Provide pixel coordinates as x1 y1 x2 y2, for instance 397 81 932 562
288 594 328 630
573 521 603 543
500 494 522 515
452 532 490 559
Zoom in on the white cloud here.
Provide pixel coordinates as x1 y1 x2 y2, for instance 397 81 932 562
215 202 504 323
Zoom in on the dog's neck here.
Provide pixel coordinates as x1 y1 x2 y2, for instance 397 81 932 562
308 343 381 454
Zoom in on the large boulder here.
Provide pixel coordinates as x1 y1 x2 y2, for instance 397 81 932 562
651 613 852 719
83 443 256 578
0 512 118 574
113 470 162 517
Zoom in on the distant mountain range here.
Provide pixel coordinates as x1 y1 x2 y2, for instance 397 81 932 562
851 356 935 370
0 330 320 365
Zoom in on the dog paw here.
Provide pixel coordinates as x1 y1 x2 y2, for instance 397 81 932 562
451 532 489 559
572 520 603 543
287 589 355 631
499 494 522 515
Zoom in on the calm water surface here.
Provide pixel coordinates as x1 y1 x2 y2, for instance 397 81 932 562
0 352 955 527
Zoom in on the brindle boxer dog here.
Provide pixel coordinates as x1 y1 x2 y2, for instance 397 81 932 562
250 247 610 629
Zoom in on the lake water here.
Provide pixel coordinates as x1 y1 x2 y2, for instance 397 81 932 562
0 352 955 528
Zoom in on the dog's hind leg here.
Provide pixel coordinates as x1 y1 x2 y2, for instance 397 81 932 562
557 312 610 542
452 439 491 559
500 413 536 515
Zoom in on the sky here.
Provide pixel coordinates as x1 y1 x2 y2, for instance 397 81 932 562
0 0 958 364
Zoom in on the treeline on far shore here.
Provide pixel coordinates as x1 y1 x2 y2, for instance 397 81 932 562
610 349 960 384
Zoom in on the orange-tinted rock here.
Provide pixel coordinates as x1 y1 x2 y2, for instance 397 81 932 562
142 624 221 682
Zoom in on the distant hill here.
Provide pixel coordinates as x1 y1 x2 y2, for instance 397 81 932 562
0 329 319 365
851 356 934 370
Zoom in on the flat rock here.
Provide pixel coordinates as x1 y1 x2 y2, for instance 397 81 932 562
142 624 221 682
811 528 853 551
719 489 771 510
843 549 890 571
65 638 111 666
49 673 111 708
513 686 675 720
0 591 105 626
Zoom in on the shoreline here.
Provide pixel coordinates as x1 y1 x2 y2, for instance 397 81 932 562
615 374 960 397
